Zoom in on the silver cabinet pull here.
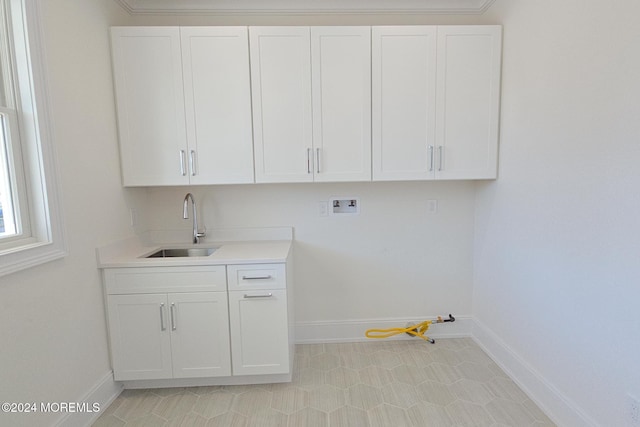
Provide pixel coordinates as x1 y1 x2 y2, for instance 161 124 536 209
307 148 311 174
244 293 273 299
160 303 166 331
428 145 434 172
242 275 272 280
190 150 197 176
179 150 186 176
170 303 177 331
438 146 443 171
316 148 321 173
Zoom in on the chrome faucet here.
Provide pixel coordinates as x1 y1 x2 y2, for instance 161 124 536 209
183 193 206 244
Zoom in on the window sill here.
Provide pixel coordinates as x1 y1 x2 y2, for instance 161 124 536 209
0 239 67 277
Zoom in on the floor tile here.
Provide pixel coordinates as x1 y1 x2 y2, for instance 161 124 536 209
192 391 234 418
152 391 198 420
93 339 555 427
205 411 247 427
357 365 394 388
270 387 309 414
406 402 454 427
423 362 463 384
449 378 494 405
245 409 288 427
324 367 360 389
91 414 126 427
381 382 420 409
445 400 495 427
368 403 411 427
308 384 345 412
112 392 163 421
329 406 369 427
230 390 273 417
485 398 536 426
345 383 384 410
165 412 208 427
287 407 327 427
415 380 456 406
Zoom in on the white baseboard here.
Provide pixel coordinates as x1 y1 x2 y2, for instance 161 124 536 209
472 319 598 427
54 371 123 427
295 315 472 344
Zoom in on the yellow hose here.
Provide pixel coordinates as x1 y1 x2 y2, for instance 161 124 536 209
365 320 435 343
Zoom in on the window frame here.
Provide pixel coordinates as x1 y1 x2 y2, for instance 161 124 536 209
0 0 66 277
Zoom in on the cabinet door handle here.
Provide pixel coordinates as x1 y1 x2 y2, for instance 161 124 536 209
190 150 197 176
307 148 312 174
438 146 443 171
170 303 177 331
244 293 273 299
242 275 272 280
316 148 321 173
160 303 166 331
179 150 186 176
428 145 434 172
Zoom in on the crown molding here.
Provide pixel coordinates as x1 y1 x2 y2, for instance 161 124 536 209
113 0 496 15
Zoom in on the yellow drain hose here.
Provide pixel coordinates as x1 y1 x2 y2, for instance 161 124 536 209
365 315 455 344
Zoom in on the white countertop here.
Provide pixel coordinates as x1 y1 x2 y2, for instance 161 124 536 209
96 228 292 268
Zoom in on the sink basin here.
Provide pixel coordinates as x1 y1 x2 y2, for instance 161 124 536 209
144 247 218 258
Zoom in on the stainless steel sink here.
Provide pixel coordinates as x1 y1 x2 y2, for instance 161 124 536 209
144 247 218 258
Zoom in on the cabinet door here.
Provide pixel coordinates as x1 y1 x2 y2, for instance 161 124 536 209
169 292 231 378
111 27 188 186
181 27 255 184
435 26 501 180
107 294 172 381
372 26 437 181
250 27 313 183
228 290 290 375
311 27 371 182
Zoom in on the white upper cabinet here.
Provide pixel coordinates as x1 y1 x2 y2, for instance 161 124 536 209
250 26 371 183
111 27 188 186
373 25 501 181
372 26 437 181
250 27 313 183
181 27 254 184
111 26 254 186
311 27 371 182
112 25 501 186
435 26 501 180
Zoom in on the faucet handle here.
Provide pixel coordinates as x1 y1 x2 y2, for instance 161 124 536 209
196 225 207 240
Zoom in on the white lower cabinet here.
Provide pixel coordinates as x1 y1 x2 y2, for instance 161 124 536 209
107 292 230 381
107 293 174 381
103 263 292 384
169 292 232 379
227 264 290 375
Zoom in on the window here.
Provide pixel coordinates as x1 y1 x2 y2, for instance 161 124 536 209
0 0 66 276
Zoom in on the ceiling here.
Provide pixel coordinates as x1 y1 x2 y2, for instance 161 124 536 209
114 0 496 15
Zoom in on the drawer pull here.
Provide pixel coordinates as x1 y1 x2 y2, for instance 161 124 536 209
244 293 273 299
170 303 177 331
242 275 272 280
160 303 166 331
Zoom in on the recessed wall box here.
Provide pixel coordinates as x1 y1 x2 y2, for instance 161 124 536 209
329 197 360 216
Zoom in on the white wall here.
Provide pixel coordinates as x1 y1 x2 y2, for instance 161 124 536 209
0 1 136 426
5 2 636 426
144 182 477 339
130 13 497 341
474 1 640 426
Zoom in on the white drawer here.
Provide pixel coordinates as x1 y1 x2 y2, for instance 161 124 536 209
104 266 227 294
227 264 286 291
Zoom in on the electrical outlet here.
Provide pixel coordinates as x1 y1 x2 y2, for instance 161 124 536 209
629 394 640 425
129 208 137 227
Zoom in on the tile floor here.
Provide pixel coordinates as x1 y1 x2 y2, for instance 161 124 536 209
93 338 556 427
